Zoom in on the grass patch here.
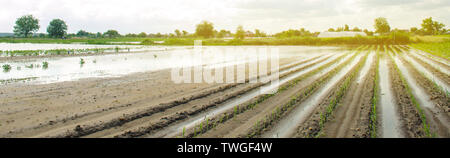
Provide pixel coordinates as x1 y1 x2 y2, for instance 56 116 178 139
410 42 450 60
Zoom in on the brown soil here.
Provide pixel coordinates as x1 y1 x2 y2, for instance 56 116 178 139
0 56 304 137
399 55 450 137
406 52 450 84
109 55 334 138
198 71 320 138
295 54 366 138
387 56 427 138
320 56 375 138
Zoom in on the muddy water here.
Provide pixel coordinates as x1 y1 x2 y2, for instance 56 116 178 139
357 52 375 83
0 43 146 51
262 54 364 138
411 48 450 67
379 58 403 138
1 46 341 85
408 50 450 75
402 53 450 93
393 56 450 135
146 52 348 138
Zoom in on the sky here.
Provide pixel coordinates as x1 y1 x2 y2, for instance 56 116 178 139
0 0 449 34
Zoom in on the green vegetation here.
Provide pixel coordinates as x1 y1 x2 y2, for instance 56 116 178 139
246 46 368 137
185 46 366 138
234 25 245 40
315 49 370 137
388 48 432 137
410 42 450 60
104 30 120 38
2 64 11 72
47 19 68 38
369 46 380 138
80 58 85 65
13 15 40 37
374 17 391 34
42 61 49 69
195 21 214 38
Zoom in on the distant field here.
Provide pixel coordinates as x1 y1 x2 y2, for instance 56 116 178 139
0 34 415 46
410 42 450 60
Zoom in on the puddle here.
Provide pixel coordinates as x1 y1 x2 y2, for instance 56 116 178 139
146 52 349 138
403 53 450 93
262 54 363 138
407 50 450 75
379 58 403 138
356 52 375 83
392 56 450 133
0 46 341 85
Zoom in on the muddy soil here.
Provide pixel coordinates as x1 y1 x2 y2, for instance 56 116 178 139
320 54 375 138
295 54 367 138
387 56 427 138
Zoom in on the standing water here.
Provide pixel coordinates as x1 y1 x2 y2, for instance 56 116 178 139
379 58 403 138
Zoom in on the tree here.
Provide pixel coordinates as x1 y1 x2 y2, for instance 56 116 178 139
138 32 147 38
254 29 267 37
344 24 350 31
96 32 103 38
374 17 390 34
76 30 89 37
328 28 335 32
421 17 446 35
182 30 189 37
234 25 245 39
217 30 231 38
195 21 214 38
104 30 120 38
410 27 418 34
174 29 181 37
363 29 374 36
352 27 362 32
47 19 68 38
13 15 40 37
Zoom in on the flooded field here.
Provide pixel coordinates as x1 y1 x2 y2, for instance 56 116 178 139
0 45 448 138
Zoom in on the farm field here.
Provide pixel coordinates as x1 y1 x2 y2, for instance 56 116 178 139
0 45 448 138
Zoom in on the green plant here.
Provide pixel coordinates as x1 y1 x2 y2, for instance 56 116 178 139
42 61 49 69
2 64 11 72
80 58 85 65
388 51 431 137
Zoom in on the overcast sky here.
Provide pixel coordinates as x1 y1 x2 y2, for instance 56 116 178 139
0 0 448 34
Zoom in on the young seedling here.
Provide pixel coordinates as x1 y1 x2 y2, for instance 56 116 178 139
2 64 11 72
42 62 49 69
80 58 85 65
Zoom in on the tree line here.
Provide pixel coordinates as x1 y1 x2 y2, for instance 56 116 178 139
11 14 448 40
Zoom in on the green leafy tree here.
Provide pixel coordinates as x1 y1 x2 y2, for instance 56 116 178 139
234 25 245 39
254 29 267 37
328 28 335 32
374 17 391 34
352 27 362 32
174 29 181 37
344 24 350 31
76 30 90 37
13 15 40 37
182 30 189 37
421 17 446 35
195 21 214 38
138 32 147 38
104 30 120 38
410 27 418 34
47 19 68 38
